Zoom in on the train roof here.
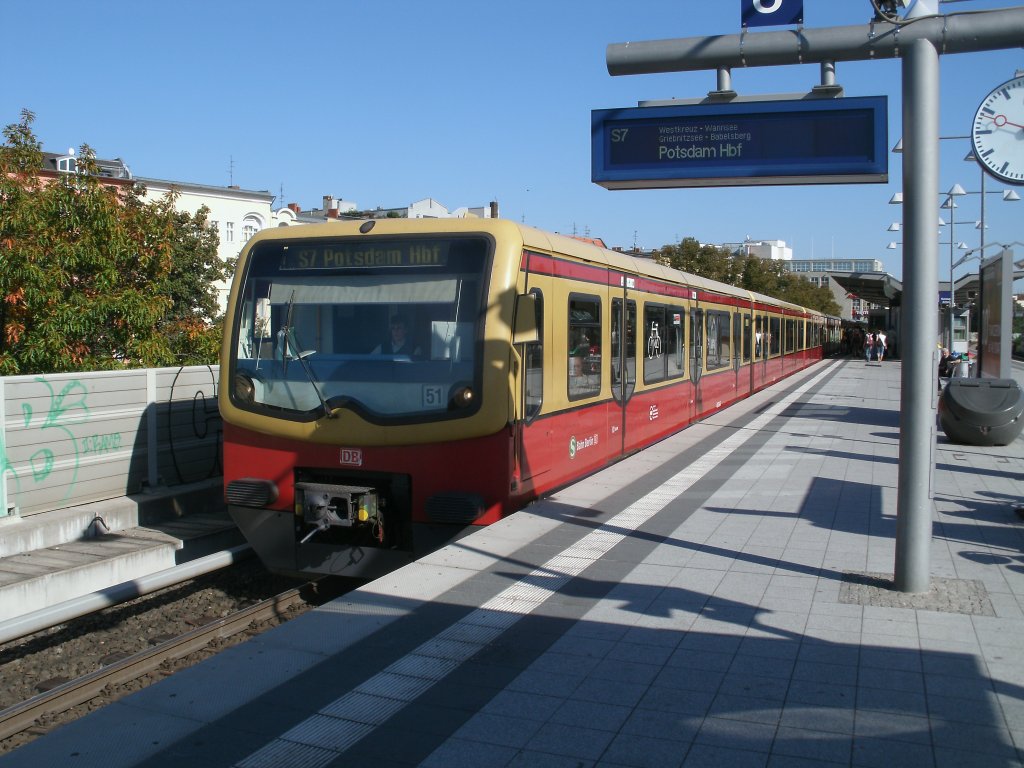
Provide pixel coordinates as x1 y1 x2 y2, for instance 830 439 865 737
243 218 821 317
520 225 814 316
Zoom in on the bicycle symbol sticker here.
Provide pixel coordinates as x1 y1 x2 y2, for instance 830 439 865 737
647 321 662 359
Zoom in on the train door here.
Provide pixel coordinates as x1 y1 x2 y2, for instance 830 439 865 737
754 312 768 388
749 313 757 397
611 291 637 455
690 306 704 413
732 312 742 394
514 273 553 491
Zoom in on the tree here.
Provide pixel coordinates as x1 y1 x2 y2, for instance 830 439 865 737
0 110 225 374
656 237 841 315
656 237 734 282
147 195 230 364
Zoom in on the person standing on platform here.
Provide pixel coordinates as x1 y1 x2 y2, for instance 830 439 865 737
864 331 874 362
875 330 887 362
937 347 952 390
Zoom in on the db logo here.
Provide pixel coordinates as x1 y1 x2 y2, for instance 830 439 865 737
339 448 363 466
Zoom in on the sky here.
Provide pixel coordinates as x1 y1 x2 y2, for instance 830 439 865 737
5 1 1023 281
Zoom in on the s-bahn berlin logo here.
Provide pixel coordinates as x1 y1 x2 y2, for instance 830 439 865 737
569 434 598 459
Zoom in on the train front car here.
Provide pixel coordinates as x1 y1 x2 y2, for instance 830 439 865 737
219 219 521 578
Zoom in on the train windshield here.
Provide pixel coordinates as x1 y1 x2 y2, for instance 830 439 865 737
230 235 492 422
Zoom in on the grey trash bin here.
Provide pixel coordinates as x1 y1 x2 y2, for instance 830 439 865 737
938 378 1024 446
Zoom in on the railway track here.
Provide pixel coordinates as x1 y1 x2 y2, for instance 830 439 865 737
0 559 352 754
0 584 312 743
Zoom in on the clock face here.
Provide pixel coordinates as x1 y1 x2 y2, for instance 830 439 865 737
972 75 1024 186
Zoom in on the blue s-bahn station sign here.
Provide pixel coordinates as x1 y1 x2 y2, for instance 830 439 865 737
591 96 887 190
742 0 803 28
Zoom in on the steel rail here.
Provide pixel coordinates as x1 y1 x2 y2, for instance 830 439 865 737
0 545 253 646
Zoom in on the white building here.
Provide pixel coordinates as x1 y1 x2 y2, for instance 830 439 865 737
723 239 793 262
137 178 274 313
136 180 497 312
273 197 499 225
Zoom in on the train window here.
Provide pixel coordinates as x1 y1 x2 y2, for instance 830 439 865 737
667 308 685 378
643 305 685 383
230 234 491 422
769 317 782 356
643 305 665 383
523 289 543 421
754 315 764 359
705 310 731 371
785 319 796 353
568 295 601 400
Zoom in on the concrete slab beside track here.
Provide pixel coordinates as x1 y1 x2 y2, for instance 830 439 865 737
3 357 1023 768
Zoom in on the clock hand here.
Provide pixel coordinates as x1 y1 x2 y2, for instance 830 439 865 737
990 114 1024 130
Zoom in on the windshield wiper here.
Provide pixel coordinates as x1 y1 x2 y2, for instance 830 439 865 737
280 290 336 419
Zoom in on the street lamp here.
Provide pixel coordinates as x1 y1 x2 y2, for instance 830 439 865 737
940 184 967 349
889 181 1017 348
960 149 1022 254
886 215 946 242
895 136 1020 254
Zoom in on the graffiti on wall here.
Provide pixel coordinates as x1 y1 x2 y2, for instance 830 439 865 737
2 377 94 505
167 365 222 483
1 367 223 517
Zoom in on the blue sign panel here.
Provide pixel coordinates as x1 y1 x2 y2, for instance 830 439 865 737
592 96 888 190
742 0 803 27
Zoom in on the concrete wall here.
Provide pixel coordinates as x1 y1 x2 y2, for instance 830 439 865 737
0 366 221 519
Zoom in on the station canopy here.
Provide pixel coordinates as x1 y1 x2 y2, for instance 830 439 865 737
829 272 903 308
830 267 1024 309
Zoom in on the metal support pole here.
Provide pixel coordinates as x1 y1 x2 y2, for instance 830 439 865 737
821 60 836 87
949 202 956 350
603 8 1024 596
717 67 732 92
895 38 939 594
976 167 986 376
980 168 987 254
607 10 1024 75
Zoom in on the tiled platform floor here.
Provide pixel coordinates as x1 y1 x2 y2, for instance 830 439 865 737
4 358 1022 768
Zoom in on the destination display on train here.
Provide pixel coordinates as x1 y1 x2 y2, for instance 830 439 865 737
592 96 887 189
280 241 449 269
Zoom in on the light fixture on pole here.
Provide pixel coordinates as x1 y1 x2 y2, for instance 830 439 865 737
942 184 967 349
890 136 1019 350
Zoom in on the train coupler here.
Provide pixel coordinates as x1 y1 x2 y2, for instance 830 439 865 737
295 482 383 543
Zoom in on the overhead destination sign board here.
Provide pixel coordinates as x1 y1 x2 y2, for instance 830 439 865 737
742 0 803 27
592 96 888 190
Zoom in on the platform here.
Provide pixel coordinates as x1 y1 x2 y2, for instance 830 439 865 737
3 357 1022 768
0 479 239 625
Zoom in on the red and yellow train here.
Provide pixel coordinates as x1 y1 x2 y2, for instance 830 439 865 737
220 218 838 577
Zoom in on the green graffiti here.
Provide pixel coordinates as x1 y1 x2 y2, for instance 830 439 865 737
81 433 122 455
3 378 92 504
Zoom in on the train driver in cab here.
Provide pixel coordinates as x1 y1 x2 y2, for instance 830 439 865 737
372 312 422 357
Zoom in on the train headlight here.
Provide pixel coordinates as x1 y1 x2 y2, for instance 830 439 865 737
234 372 256 404
450 385 474 409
